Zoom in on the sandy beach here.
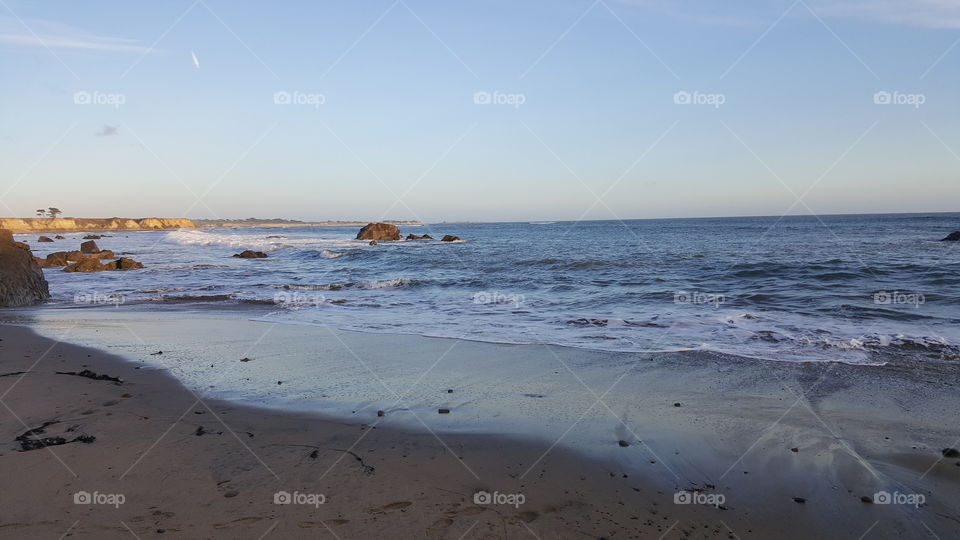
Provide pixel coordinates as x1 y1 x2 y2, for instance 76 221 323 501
5 0 960 537
1 308 957 539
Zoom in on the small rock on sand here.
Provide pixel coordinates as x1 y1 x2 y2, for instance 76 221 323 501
942 447 960 458
618 440 630 447
438 408 450 414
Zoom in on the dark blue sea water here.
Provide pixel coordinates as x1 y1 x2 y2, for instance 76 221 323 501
29 213 960 365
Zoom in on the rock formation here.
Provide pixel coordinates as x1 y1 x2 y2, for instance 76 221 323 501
357 223 401 241
63 256 144 272
942 231 960 242
63 257 109 273
406 234 434 240
37 236 54 242
233 250 268 259
0 229 50 307
80 240 100 253
110 258 145 270
441 235 461 242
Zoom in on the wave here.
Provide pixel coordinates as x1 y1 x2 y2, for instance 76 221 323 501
269 278 418 291
164 229 361 251
358 277 415 289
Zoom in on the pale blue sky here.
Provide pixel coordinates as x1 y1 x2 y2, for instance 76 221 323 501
1 0 958 222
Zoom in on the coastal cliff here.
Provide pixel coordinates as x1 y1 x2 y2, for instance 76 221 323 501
0 217 196 233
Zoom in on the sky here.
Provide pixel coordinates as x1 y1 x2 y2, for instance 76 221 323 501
1 0 958 223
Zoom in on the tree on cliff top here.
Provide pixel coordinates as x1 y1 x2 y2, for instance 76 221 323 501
35 209 45 217
46 207 62 218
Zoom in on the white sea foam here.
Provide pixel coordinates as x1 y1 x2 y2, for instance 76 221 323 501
357 278 415 289
164 229 361 251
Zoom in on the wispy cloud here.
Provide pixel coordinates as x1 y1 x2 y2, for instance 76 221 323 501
0 16 158 53
815 0 960 29
616 0 960 29
95 125 118 137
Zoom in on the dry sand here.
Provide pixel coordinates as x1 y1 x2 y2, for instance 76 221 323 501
0 319 958 539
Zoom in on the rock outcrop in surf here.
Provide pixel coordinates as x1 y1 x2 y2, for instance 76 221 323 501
0 229 50 307
357 223 401 242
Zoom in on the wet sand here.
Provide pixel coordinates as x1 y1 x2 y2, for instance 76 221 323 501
0 313 958 539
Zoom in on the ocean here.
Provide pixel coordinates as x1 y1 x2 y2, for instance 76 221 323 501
29 213 960 367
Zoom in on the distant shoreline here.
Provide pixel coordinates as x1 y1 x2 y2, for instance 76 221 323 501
0 217 195 233
0 217 425 233
195 220 423 228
